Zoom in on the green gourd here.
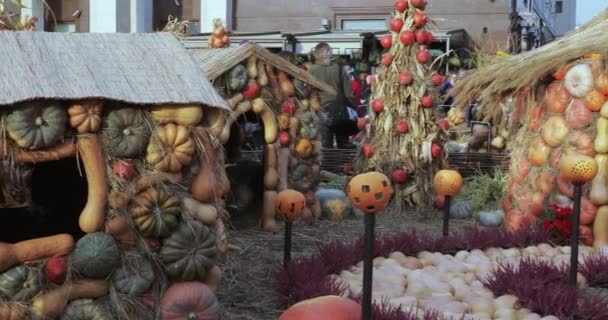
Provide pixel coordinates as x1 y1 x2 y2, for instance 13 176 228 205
298 111 319 140
129 187 181 237
70 232 120 279
0 265 43 301
103 108 150 158
478 210 505 228
227 64 249 92
161 222 217 281
111 253 155 295
449 201 472 219
6 101 67 150
61 299 111 320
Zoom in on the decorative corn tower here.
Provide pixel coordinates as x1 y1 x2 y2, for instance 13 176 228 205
362 0 448 207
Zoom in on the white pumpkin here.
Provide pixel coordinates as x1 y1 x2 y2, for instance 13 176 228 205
564 63 594 97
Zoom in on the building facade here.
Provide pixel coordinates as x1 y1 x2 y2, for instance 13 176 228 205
7 0 575 52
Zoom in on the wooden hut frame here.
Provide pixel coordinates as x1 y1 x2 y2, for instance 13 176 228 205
190 42 336 231
0 31 229 319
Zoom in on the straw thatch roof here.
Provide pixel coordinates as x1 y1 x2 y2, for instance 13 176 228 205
0 31 228 109
189 43 337 95
451 10 608 110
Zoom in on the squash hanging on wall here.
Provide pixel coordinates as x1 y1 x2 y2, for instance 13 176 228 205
160 281 220 320
111 253 155 295
0 265 43 301
146 123 195 173
150 105 203 127
6 101 67 150
160 222 217 281
60 299 111 320
129 186 181 237
67 100 103 133
70 232 120 279
103 108 151 159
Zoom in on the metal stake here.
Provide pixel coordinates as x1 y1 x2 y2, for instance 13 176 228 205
283 221 292 268
569 184 582 286
443 195 451 236
361 213 376 320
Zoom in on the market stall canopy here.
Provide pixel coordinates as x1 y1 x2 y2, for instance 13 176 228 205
450 10 608 111
189 42 336 95
0 31 228 109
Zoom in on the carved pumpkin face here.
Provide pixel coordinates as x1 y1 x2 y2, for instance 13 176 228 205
276 189 306 221
346 172 393 214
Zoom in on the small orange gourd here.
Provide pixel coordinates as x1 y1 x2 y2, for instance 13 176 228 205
541 116 569 147
527 137 552 167
433 170 464 197
584 89 606 112
295 138 313 158
559 154 598 184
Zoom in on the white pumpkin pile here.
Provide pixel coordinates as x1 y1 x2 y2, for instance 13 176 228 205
331 245 599 320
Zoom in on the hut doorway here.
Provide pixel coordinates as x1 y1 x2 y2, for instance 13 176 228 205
0 157 87 243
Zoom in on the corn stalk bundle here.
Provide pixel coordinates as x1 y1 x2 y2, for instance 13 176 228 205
360 1 447 208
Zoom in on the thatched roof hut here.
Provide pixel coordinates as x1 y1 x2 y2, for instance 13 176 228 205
0 31 228 109
451 10 608 114
189 42 336 95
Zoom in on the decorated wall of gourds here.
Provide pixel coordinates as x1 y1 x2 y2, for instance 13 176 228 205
212 55 323 231
503 55 608 249
0 100 226 319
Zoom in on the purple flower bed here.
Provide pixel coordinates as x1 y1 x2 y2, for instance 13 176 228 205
276 226 608 319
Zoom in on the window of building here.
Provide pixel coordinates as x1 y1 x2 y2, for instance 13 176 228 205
54 23 76 33
341 19 386 31
555 1 563 13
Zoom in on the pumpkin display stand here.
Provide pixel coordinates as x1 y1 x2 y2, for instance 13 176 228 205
189 42 336 232
0 31 230 319
450 11 608 247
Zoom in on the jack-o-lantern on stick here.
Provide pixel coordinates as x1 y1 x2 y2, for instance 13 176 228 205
434 170 464 237
346 172 393 320
276 189 306 267
559 154 597 285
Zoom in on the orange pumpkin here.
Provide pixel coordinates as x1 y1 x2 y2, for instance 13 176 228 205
545 82 571 113
278 296 361 320
559 154 598 184
584 89 606 112
527 137 552 167
276 189 306 221
505 209 526 232
541 116 569 147
433 170 464 196
511 158 531 184
567 130 595 157
537 171 557 194
596 72 608 95
346 172 393 214
581 197 598 225
553 66 571 80
580 225 594 246
529 107 546 132
565 99 593 128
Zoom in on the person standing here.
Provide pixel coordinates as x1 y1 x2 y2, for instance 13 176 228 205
307 42 356 149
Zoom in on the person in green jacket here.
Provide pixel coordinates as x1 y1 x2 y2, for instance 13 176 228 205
307 42 356 149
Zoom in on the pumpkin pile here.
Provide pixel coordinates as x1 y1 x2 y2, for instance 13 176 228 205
207 19 230 48
0 99 227 319
213 51 323 231
332 245 599 319
362 0 449 207
502 56 608 248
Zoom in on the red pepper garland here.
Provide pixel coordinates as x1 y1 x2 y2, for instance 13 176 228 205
359 0 449 208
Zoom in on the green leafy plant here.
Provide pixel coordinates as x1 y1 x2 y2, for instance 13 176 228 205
456 168 507 213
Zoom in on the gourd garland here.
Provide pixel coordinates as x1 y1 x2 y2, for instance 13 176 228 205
6 101 67 150
103 108 151 158
160 222 217 281
129 186 181 237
